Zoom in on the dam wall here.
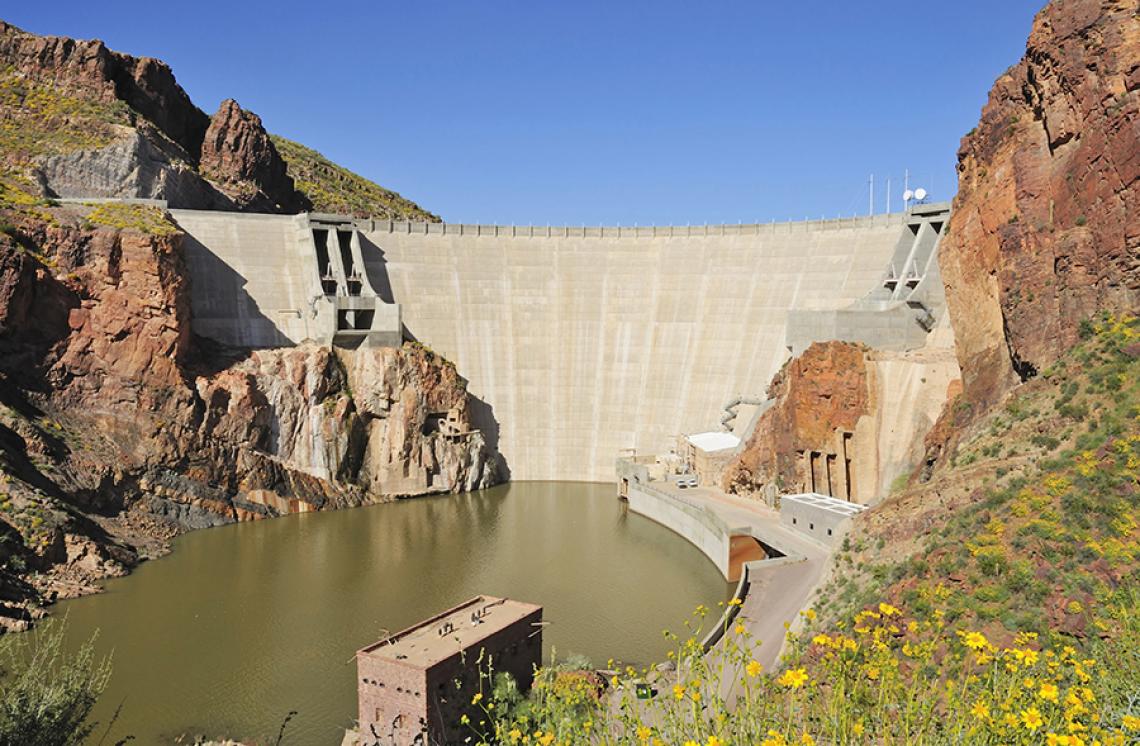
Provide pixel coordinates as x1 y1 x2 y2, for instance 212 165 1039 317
173 210 401 349
361 214 931 481
172 207 949 483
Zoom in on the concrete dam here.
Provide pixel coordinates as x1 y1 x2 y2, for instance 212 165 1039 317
172 205 950 482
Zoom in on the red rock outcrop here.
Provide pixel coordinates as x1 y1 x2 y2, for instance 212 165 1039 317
723 342 872 502
200 99 309 213
941 0 1140 411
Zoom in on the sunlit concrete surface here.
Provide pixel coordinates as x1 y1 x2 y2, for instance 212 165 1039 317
364 216 912 481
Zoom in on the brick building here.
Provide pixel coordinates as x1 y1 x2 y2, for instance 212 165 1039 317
355 596 543 745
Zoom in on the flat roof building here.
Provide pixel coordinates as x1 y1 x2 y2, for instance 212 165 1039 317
780 492 867 546
356 596 542 745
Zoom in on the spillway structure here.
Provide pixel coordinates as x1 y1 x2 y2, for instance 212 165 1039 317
171 204 951 483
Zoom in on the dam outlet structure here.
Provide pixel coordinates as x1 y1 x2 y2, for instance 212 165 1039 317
171 204 952 483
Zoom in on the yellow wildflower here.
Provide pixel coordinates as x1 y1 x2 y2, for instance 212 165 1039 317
674 684 686 700
746 660 763 678
508 728 522 743
879 602 901 616
707 737 724 746
1040 682 1060 703
637 725 652 742
852 720 865 736
734 623 746 635
777 668 809 689
1022 707 1045 732
1123 715 1140 731
971 700 991 720
471 692 483 704
963 631 988 650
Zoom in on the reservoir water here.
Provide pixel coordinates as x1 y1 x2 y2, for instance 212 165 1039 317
52 482 731 744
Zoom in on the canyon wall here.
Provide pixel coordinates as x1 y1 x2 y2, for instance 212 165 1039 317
940 0 1140 411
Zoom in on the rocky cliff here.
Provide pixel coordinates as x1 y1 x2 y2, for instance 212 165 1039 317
0 20 433 219
199 99 307 213
0 205 500 628
940 0 1140 412
723 323 960 505
723 342 872 502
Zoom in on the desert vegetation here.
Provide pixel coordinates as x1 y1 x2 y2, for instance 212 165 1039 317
0 619 112 746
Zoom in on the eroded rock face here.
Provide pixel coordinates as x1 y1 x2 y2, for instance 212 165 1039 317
0 211 502 620
722 335 960 504
200 99 308 213
941 0 1140 411
0 20 209 158
723 342 872 502
33 127 234 209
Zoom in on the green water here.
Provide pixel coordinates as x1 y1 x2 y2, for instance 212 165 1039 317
50 481 730 744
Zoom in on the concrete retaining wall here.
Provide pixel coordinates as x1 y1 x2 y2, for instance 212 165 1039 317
623 480 734 579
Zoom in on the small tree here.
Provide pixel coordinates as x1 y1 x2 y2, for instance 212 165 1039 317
0 619 112 746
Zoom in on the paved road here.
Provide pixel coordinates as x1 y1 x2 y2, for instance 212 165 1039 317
655 481 831 671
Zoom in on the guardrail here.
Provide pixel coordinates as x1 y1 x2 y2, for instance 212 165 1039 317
363 212 907 239
634 481 736 538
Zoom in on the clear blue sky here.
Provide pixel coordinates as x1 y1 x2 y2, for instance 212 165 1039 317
7 1 1044 224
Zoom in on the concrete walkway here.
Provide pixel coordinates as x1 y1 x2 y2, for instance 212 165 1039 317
652 482 831 671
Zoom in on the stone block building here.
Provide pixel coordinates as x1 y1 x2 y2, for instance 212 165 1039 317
355 596 542 745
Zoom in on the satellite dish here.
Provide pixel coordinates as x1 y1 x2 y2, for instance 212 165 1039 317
914 188 928 201
903 189 914 202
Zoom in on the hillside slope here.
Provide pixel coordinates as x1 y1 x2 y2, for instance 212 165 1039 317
271 136 440 221
0 20 435 219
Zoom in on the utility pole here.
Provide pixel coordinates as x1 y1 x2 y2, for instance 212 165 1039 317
869 174 874 216
886 177 891 214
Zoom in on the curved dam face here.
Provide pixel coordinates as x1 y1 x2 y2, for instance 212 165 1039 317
172 209 945 483
361 217 908 481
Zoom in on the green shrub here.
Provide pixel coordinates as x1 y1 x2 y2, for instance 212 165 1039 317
0 619 112 746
